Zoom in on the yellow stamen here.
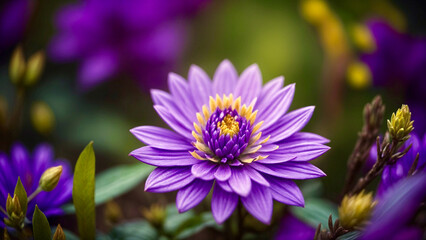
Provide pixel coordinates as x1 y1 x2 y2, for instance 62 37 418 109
190 151 207 160
217 114 240 137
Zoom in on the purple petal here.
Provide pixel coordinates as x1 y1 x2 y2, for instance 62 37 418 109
284 132 330 144
213 59 238 95
151 90 194 130
130 126 192 150
217 180 233 192
256 153 297 164
272 142 330 162
11 143 30 183
168 73 198 119
228 167 252 197
191 161 218 180
243 166 270 187
32 143 53 178
154 105 193 140
145 167 195 192
257 84 295 130
265 175 304 207
249 162 326 180
176 179 213 212
234 64 262 104
211 183 238 224
214 164 232 181
188 65 212 109
264 106 315 143
130 147 199 167
78 50 118 89
241 182 273 224
259 76 284 98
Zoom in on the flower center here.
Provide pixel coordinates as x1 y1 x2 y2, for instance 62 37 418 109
190 94 271 164
218 114 239 137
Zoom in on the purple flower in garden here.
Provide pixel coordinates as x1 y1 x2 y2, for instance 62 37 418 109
368 133 426 199
0 0 31 51
275 214 315 240
130 60 330 224
0 143 73 227
49 0 208 90
361 19 426 134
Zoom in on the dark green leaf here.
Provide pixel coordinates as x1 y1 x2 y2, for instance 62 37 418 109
14 177 27 216
108 221 158 240
163 205 195 234
176 212 221 239
33 205 52 240
290 198 338 229
300 180 324 198
63 163 153 213
73 142 96 240
337 231 361 240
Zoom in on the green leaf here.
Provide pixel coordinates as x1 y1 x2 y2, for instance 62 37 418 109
176 212 222 239
73 142 96 240
14 177 28 215
163 205 195 234
108 221 158 240
33 205 52 240
290 198 338 230
63 163 154 213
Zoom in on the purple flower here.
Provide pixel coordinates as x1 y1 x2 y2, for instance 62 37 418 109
130 60 329 224
361 172 426 240
0 143 73 227
49 0 208 90
361 19 426 134
275 214 315 240
368 133 426 199
0 0 31 51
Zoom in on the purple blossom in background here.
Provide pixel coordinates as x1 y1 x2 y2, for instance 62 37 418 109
275 214 315 240
0 0 31 51
368 133 426 199
130 60 330 224
49 0 208 90
0 143 73 227
361 19 426 134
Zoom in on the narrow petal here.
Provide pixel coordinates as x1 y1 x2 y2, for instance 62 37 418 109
211 183 239 224
168 73 198 119
234 64 262 104
249 162 326 180
241 182 273 224
130 126 192 150
213 59 238 95
191 161 218 180
228 167 251 197
284 132 330 144
243 166 270 187
214 164 232 181
145 167 195 192
189 65 212 109
217 180 233 192
32 143 53 177
272 142 330 162
264 106 315 143
78 50 118 89
11 143 30 181
256 154 297 164
176 179 213 213
130 147 199 166
257 84 295 130
259 76 284 98
154 105 193 140
265 175 304 207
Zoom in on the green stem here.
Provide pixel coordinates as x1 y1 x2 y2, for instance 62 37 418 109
27 187 42 202
236 202 244 240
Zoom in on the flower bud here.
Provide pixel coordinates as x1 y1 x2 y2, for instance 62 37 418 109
39 166 63 192
5 194 25 228
9 46 26 85
347 61 371 90
300 0 331 25
53 224 66 240
24 51 45 86
141 204 166 228
387 104 414 142
338 190 376 229
31 101 55 135
351 24 375 53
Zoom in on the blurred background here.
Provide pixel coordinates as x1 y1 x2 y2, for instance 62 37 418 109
1 0 425 237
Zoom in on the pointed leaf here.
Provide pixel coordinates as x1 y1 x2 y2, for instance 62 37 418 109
33 205 52 240
73 142 96 240
290 198 338 230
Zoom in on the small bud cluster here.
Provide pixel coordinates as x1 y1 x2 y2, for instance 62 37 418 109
9 46 45 87
4 194 25 228
387 104 414 142
338 191 376 229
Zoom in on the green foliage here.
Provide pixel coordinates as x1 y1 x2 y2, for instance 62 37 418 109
290 198 339 230
73 142 96 240
14 177 27 216
175 212 218 239
337 231 361 240
32 206 52 240
109 221 158 240
63 163 153 213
